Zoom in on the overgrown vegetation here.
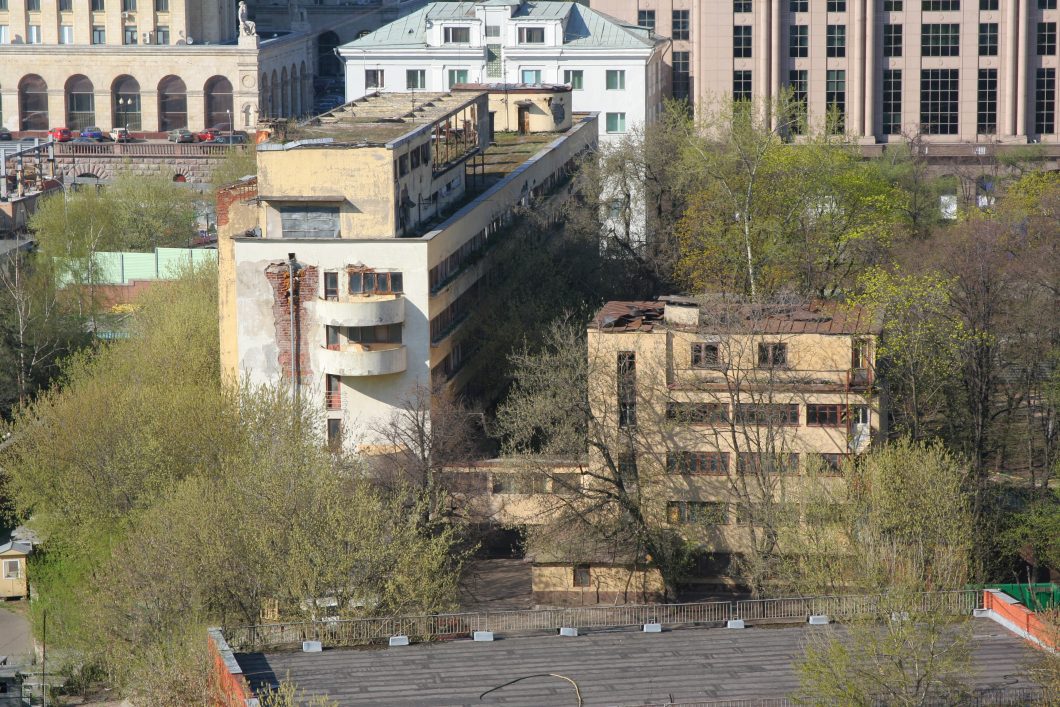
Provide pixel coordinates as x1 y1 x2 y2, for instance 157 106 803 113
1 266 467 701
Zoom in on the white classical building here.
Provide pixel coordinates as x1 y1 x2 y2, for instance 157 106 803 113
337 0 669 142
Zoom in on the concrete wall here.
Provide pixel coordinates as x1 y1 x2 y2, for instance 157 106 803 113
232 237 431 448
532 564 665 606
584 317 883 555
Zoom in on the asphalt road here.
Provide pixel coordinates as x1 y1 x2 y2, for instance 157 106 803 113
0 605 33 665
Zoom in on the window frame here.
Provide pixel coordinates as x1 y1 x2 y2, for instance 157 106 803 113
405 69 426 90
757 342 788 368
2 559 20 579
518 26 545 45
827 24 847 58
442 26 471 44
672 10 690 40
691 342 722 369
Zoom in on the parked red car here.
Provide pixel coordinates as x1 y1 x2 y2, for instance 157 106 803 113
48 127 73 142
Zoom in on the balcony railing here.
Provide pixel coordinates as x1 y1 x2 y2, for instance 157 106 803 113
325 392 341 410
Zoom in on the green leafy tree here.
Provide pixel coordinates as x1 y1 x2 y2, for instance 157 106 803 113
786 441 977 705
851 268 967 440
674 95 904 298
30 171 198 260
2 265 466 700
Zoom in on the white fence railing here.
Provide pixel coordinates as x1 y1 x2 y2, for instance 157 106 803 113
223 590 983 652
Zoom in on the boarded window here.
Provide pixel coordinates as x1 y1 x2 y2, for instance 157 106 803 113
279 206 339 239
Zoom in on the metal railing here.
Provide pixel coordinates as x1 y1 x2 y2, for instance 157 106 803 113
53 142 244 157
223 590 982 652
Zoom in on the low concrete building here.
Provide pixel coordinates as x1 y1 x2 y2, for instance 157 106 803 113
218 90 598 449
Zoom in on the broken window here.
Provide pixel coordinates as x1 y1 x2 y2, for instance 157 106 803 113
325 374 341 410
618 351 636 428
735 403 800 426
325 325 341 350
323 271 339 300
757 342 788 367
347 324 402 345
667 501 729 525
737 453 799 475
348 269 403 295
691 342 721 368
666 402 729 424
326 418 342 450
667 451 729 475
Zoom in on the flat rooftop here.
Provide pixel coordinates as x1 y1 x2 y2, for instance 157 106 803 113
236 621 1040 705
281 91 484 145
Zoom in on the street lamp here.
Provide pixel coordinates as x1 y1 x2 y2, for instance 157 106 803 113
117 97 130 137
226 108 232 140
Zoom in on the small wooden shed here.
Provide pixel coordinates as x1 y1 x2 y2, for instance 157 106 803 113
0 541 31 599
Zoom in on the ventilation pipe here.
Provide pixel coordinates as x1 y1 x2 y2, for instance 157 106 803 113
288 252 300 404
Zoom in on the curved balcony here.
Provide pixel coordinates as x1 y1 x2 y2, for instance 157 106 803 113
312 295 405 328
319 344 407 377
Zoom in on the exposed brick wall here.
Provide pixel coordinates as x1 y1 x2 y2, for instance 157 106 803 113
216 177 258 228
207 629 252 707
265 261 318 385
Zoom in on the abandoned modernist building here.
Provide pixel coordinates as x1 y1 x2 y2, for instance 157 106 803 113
338 0 669 141
447 297 885 605
591 0 1060 144
217 88 597 450
0 0 428 134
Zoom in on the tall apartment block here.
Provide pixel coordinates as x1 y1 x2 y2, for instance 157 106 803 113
591 0 1060 143
217 89 597 450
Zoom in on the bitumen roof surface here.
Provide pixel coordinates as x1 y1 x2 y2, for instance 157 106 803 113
236 621 1040 706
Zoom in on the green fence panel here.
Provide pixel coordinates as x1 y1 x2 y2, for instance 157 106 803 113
93 252 124 284
122 253 157 283
984 583 1060 611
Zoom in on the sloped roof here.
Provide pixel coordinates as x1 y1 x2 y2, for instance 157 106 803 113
0 541 31 555
342 1 657 50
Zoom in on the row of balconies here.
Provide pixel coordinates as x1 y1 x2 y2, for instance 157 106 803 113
312 294 407 380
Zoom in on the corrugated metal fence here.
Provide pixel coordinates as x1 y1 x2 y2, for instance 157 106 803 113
223 590 981 652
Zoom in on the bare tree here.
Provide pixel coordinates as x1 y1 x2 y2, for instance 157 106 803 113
0 247 87 414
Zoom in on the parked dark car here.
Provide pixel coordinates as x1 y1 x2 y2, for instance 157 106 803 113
0 129 12 141
206 134 249 145
167 129 197 143
80 126 105 140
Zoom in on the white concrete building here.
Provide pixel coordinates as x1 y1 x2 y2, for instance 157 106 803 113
337 0 668 141
218 90 598 450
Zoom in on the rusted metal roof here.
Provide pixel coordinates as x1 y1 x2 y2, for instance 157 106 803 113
590 301 665 332
592 299 881 335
